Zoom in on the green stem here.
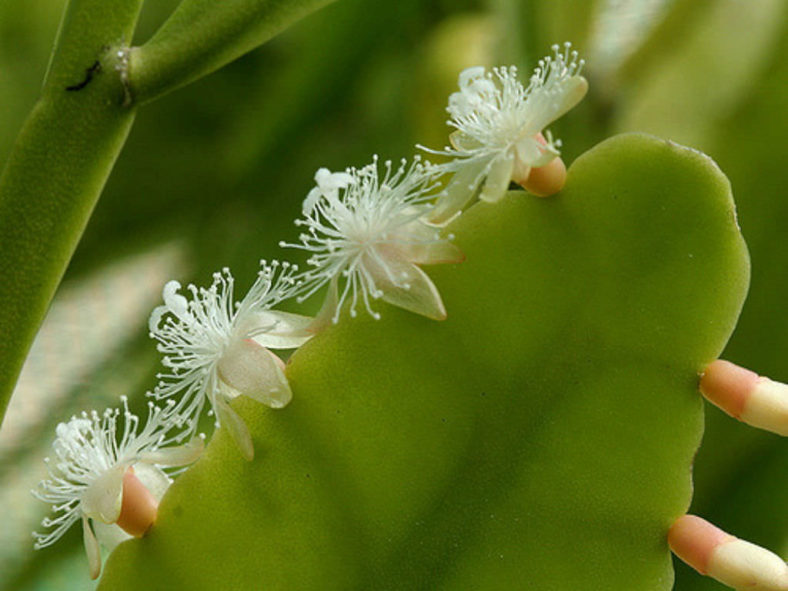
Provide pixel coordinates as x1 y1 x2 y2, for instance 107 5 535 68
0 0 144 423
0 0 336 426
129 0 338 104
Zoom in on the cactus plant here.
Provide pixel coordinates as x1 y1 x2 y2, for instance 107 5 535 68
96 133 750 589
1 1 785 589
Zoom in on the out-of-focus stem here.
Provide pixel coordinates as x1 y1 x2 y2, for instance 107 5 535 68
0 0 143 424
129 0 338 105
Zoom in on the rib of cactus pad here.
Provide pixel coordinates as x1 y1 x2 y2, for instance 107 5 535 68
98 133 749 591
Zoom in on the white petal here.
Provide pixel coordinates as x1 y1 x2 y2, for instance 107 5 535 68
515 137 543 167
511 160 531 188
309 278 339 332
313 167 333 186
246 310 315 349
426 158 488 225
468 76 496 97
521 135 561 168
384 220 465 265
217 338 293 409
308 168 356 215
214 396 254 461
479 152 515 203
138 438 204 471
403 240 465 266
449 130 484 152
458 65 486 88
524 76 588 133
328 171 355 189
302 186 323 215
131 462 173 502
148 305 166 333
82 516 102 580
448 92 472 117
162 280 190 319
92 521 132 556
81 464 126 523
365 255 447 320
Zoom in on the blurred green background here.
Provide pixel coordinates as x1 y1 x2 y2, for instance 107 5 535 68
0 0 785 589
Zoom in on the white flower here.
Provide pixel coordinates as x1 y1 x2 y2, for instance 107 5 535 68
281 156 464 323
148 261 312 460
32 397 203 579
420 42 588 224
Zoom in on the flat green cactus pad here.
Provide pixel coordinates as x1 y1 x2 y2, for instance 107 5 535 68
98 133 749 590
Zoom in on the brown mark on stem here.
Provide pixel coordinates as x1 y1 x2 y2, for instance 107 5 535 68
65 60 102 91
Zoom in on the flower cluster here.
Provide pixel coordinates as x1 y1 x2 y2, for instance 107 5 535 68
32 42 586 579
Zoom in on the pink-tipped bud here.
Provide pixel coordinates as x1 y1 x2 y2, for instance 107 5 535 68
669 515 788 590
700 360 758 419
700 360 788 436
116 467 158 538
521 157 567 197
513 133 568 197
669 515 734 574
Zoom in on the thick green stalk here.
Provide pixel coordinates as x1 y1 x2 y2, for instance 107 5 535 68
129 0 338 104
0 0 144 423
0 0 337 426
